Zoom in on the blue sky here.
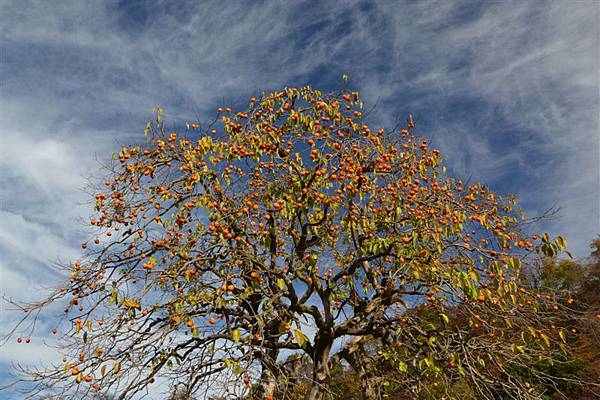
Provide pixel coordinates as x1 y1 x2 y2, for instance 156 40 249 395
0 0 598 397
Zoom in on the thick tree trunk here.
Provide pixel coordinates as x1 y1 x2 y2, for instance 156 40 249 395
339 337 378 400
258 348 279 399
260 367 276 399
351 355 378 400
306 333 333 400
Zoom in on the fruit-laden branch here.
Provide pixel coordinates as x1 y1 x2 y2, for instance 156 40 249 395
2 85 596 400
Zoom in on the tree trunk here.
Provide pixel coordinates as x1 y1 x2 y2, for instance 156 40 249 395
258 348 278 399
340 337 378 400
306 333 333 400
352 356 378 400
260 367 276 399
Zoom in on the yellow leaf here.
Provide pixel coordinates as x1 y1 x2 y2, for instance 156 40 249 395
440 313 450 325
294 329 308 348
540 333 550 348
559 330 566 343
468 269 479 282
277 279 286 291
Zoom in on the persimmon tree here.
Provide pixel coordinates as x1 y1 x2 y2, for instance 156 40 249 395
2 84 596 400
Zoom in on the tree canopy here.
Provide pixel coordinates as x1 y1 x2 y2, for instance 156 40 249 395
2 84 598 400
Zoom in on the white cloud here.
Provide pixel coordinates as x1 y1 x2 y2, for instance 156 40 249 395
0 211 79 272
0 0 598 395
354 0 599 256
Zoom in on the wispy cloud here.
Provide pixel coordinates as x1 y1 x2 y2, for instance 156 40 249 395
0 0 598 395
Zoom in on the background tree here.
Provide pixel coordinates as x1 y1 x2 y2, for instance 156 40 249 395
2 84 597 399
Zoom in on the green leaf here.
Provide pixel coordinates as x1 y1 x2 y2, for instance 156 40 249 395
398 361 408 373
232 328 241 342
469 286 478 299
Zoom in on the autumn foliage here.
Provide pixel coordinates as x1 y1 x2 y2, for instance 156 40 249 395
2 85 598 399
